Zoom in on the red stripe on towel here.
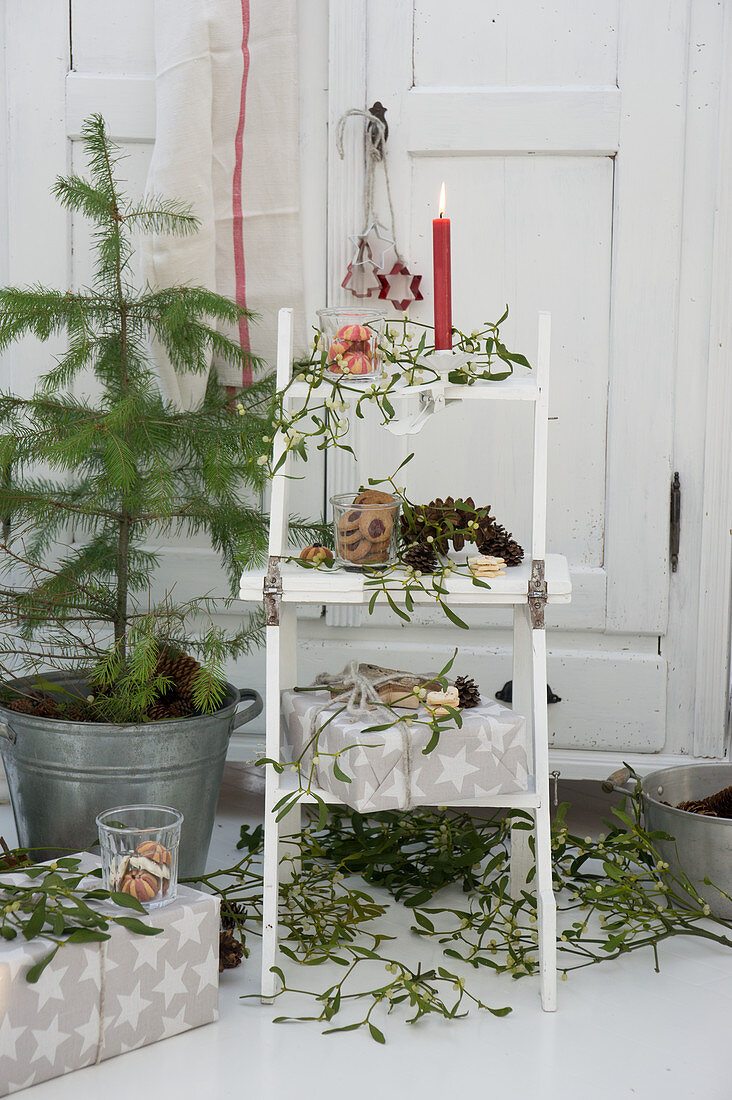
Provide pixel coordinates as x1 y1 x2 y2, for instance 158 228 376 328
232 0 252 386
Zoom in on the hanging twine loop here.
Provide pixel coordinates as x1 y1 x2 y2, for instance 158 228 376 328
335 108 401 262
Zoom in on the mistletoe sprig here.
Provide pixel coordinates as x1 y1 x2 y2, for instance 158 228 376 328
0 853 162 982
263 307 531 477
183 780 732 1042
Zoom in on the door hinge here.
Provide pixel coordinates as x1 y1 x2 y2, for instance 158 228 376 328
263 556 282 626
670 472 681 573
528 559 548 628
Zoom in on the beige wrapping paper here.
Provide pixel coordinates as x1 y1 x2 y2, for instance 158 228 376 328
0 858 219 1096
281 689 530 812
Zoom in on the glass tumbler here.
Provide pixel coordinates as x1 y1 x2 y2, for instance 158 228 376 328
316 308 387 380
331 492 401 570
97 805 183 910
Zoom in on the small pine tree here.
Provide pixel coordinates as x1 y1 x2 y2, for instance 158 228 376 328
0 114 288 721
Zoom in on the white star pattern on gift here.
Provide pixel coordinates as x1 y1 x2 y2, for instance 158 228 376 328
75 1007 102 1061
130 930 168 972
113 983 153 1031
159 1004 188 1038
152 960 188 1008
33 964 69 1010
78 946 118 986
434 745 481 795
354 777 377 806
170 907 209 947
190 944 218 995
0 1015 26 1059
30 1017 72 1066
488 720 517 752
6 1072 37 1092
375 766 407 805
471 779 506 797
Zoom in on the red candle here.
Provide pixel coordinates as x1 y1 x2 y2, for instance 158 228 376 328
432 182 452 350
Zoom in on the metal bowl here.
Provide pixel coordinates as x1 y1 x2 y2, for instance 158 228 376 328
604 763 732 919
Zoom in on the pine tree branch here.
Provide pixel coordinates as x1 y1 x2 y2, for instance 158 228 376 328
122 198 199 236
0 113 288 718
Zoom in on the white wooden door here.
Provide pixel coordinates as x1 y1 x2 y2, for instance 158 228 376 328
2 0 730 764
318 0 729 761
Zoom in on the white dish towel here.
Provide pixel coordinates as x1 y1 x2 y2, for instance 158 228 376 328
141 0 305 409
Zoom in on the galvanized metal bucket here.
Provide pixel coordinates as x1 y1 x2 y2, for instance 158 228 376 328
604 763 732 919
0 672 262 878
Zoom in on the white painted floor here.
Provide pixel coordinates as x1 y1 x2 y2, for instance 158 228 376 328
2 769 731 1100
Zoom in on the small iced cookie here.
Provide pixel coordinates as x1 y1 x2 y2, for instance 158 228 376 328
300 544 334 564
337 514 363 558
343 538 373 563
468 555 506 569
358 509 393 545
353 489 396 506
361 545 390 564
338 509 361 536
426 686 460 717
327 340 349 361
468 554 506 577
340 530 363 555
336 323 371 343
340 351 373 375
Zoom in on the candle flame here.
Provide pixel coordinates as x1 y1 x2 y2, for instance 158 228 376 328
438 182 446 218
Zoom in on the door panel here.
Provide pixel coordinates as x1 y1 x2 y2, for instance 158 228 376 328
413 0 619 87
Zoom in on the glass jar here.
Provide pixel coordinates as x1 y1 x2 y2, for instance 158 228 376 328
331 491 401 570
316 308 387 380
97 805 183 910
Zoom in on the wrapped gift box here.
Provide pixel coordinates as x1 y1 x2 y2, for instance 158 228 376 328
281 689 529 811
0 856 219 1096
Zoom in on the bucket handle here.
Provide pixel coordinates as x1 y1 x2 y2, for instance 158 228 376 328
0 721 15 745
601 767 635 795
233 688 263 730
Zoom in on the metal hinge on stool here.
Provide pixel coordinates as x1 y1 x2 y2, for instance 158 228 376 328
528 559 548 629
263 556 282 626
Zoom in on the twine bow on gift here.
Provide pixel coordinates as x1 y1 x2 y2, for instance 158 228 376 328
306 662 419 809
313 661 404 719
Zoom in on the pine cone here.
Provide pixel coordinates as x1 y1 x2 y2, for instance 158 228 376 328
401 496 481 554
155 648 201 702
147 698 193 722
678 785 732 819
455 675 481 709
402 542 439 573
476 520 524 566
8 695 58 719
219 928 244 971
221 900 247 930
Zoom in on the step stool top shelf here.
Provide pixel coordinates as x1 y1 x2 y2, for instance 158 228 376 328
283 372 540 404
239 553 571 606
